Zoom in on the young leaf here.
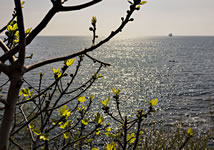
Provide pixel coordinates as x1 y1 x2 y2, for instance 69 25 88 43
78 96 86 103
81 119 88 126
98 73 103 78
64 58 75 67
95 113 104 125
105 127 111 132
140 1 147 5
90 94 95 100
59 120 71 129
100 96 110 107
112 88 120 95
40 133 49 141
187 128 194 136
96 129 100 135
59 105 71 117
105 142 116 150
25 28 32 34
87 138 94 143
52 67 62 78
127 133 136 144
32 128 41 135
63 132 71 139
149 98 158 106
91 16 97 25
21 1 25 7
104 132 116 138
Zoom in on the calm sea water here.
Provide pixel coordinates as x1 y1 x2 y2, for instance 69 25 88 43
1 36 214 131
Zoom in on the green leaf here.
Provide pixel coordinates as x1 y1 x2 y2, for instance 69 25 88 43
20 88 33 98
187 128 194 136
25 28 32 34
88 138 94 143
29 124 34 129
96 129 100 135
100 96 110 107
59 120 71 129
14 31 19 37
149 98 158 106
105 128 111 132
63 132 71 139
112 88 120 95
136 5 141 10
105 142 116 150
51 118 58 125
7 23 18 32
104 132 116 138
81 119 88 126
98 73 103 78
21 1 25 7
90 94 95 100
127 133 136 144
64 58 75 67
77 105 86 111
78 96 86 103
40 133 49 141
32 128 41 135
95 113 104 125
52 67 62 78
91 16 97 25
140 1 147 5
59 105 67 115
59 105 71 117
14 38 19 43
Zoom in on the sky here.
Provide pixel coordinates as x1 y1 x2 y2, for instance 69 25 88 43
0 0 214 37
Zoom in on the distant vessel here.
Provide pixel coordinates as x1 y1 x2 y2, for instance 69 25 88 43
168 33 173 37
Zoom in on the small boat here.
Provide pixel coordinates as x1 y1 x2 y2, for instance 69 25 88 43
168 33 173 37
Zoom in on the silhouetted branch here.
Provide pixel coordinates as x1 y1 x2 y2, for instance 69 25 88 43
0 39 16 63
19 105 35 142
58 0 102 12
85 53 111 66
0 0 102 63
0 63 10 76
14 0 26 65
24 4 137 72
9 137 24 150
0 12 16 34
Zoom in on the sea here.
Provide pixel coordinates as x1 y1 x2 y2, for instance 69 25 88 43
1 36 214 133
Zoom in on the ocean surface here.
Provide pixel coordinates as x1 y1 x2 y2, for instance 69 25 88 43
1 36 214 132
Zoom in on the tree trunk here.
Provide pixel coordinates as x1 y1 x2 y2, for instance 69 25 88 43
0 75 23 150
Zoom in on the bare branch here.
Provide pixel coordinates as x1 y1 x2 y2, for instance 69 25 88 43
9 137 24 150
85 53 110 66
14 0 26 65
0 0 102 63
58 0 102 12
0 7 56 63
0 98 8 106
0 79 9 89
25 4 136 73
0 12 16 34
0 62 10 76
0 39 16 63
19 105 35 142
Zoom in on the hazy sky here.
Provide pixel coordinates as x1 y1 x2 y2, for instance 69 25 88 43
0 0 214 37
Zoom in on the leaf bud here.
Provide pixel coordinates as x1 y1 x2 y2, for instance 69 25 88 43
89 27 93 31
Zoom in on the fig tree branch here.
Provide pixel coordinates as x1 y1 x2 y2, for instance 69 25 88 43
25 4 137 72
0 0 102 63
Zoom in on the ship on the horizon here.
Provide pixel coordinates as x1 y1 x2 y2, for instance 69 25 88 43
168 33 173 37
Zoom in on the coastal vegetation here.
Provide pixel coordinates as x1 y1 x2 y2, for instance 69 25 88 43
0 0 213 149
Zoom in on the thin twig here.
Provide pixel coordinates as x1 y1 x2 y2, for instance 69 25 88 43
19 105 35 142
